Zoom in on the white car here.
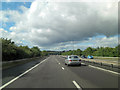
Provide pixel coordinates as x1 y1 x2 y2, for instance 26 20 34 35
65 55 81 66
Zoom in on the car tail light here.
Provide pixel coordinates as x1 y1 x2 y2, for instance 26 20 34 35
69 60 72 62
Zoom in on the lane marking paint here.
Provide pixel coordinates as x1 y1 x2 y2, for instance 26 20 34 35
81 63 86 65
55 59 60 65
89 65 120 75
72 81 82 90
62 67 65 70
0 58 48 89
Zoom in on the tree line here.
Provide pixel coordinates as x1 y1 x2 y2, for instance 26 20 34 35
61 45 120 57
1 38 48 61
1 38 119 61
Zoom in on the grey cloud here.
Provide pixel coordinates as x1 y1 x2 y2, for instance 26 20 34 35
1 1 118 50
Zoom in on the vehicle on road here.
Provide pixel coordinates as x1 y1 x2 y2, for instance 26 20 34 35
65 55 81 66
81 55 87 58
87 55 93 59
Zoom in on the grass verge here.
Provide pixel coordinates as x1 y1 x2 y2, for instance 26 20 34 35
93 56 118 60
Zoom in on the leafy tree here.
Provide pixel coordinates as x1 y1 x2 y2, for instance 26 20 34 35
76 49 82 56
61 45 119 57
41 50 48 56
31 46 41 57
2 38 18 60
1 38 42 61
82 47 95 56
115 45 120 57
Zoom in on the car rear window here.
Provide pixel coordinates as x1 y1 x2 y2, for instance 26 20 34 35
69 56 78 58
73 56 78 58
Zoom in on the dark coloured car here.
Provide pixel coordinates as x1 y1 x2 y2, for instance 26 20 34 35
81 55 87 58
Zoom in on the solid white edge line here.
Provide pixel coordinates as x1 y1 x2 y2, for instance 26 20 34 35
72 81 82 90
0 58 48 89
62 67 64 70
89 65 120 75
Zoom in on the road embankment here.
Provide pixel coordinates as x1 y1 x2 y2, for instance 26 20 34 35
2 56 47 70
80 57 119 66
93 56 118 60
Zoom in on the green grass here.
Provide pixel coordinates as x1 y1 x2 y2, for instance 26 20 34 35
93 56 118 60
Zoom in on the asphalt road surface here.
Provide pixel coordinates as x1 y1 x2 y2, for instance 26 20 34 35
2 55 119 89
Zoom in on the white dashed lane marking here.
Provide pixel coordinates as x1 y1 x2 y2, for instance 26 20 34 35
62 67 65 70
72 81 82 90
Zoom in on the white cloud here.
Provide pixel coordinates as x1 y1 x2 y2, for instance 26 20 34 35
0 10 21 23
9 26 17 31
86 36 118 48
0 28 8 38
0 11 8 22
1 1 118 50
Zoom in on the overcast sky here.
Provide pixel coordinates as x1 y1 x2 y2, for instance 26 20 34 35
0 0 119 51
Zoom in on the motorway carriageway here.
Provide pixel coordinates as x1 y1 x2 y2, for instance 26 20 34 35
1 55 119 89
